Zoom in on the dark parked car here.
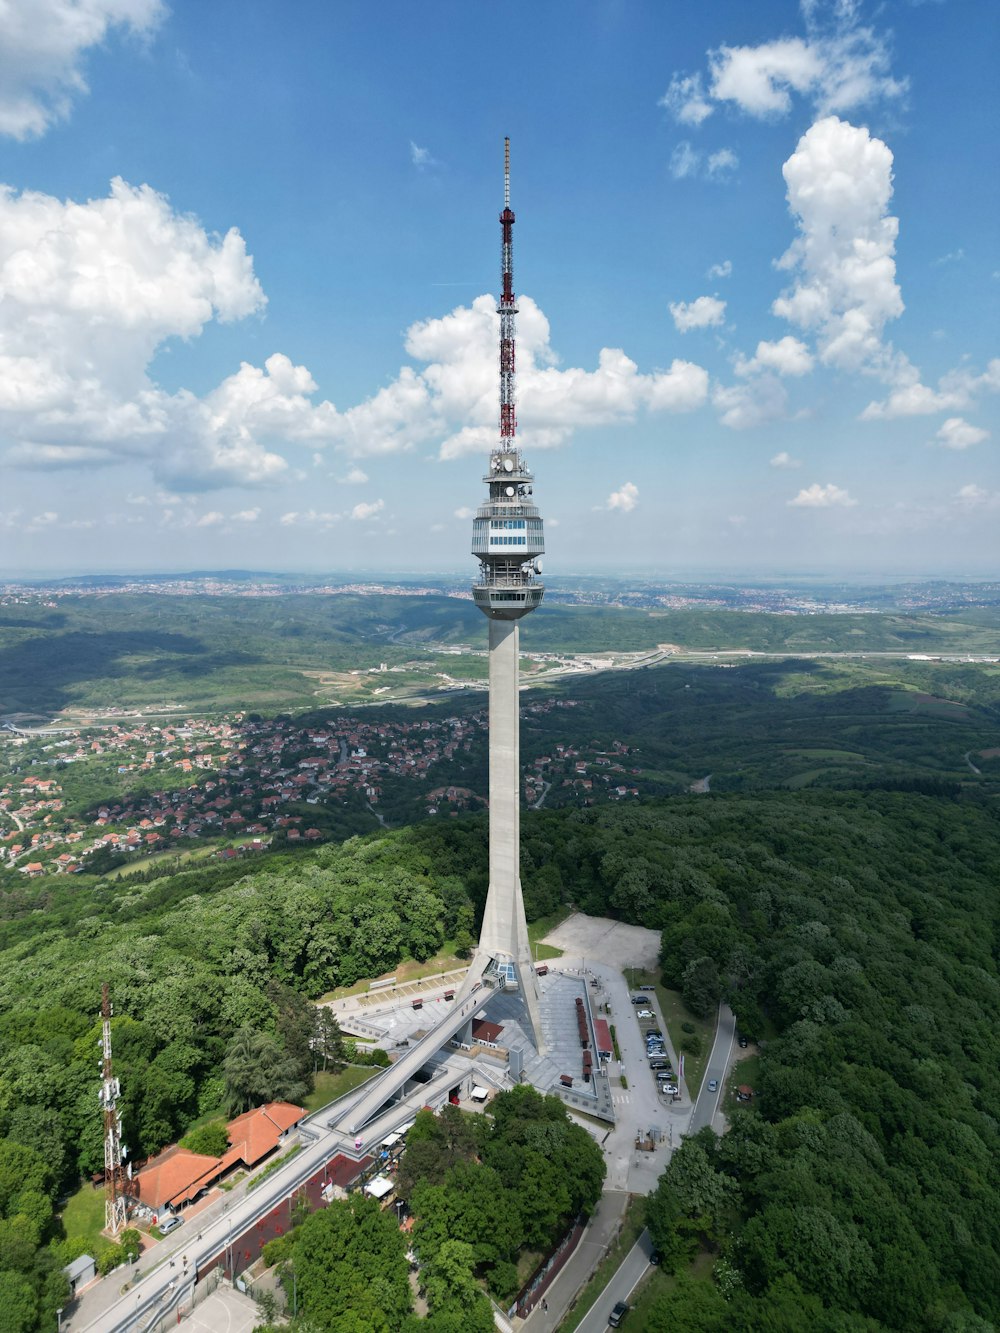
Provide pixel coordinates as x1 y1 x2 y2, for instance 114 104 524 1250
609 1300 629 1327
738 1035 749 1048
631 995 650 1005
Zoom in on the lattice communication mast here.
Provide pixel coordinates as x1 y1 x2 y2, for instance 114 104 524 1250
499 136 517 445
99 983 128 1234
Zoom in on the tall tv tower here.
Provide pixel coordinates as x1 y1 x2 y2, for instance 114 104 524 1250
467 138 546 1052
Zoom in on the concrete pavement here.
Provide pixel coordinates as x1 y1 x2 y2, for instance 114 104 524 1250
519 1190 629 1332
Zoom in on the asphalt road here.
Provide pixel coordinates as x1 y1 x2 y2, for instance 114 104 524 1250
688 1003 737 1134
574 1228 655 1333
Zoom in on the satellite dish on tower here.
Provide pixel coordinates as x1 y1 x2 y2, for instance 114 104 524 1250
505 486 515 496
534 559 543 574
503 458 514 472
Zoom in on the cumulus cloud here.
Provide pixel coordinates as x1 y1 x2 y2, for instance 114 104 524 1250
195 511 225 527
708 260 732 279
787 482 858 507
861 359 1000 419
770 451 802 468
405 296 709 460
659 73 714 126
0 0 165 141
736 337 814 378
606 482 639 513
706 148 739 179
714 376 789 430
341 466 369 484
662 2 906 125
772 116 903 374
0 177 307 489
670 142 701 179
351 499 384 521
231 508 260 522
453 506 474 520
670 296 726 333
0 180 710 488
934 417 989 450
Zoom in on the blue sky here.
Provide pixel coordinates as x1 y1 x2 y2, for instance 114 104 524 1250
0 0 996 577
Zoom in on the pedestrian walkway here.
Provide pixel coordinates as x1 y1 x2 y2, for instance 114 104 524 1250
515 1189 629 1331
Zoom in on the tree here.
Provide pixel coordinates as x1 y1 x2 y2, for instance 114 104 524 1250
682 956 722 1020
223 1029 308 1115
180 1121 230 1157
0 1270 36 1333
311 1008 344 1073
290 1194 411 1331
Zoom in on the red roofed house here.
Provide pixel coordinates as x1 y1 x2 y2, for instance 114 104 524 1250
136 1102 305 1216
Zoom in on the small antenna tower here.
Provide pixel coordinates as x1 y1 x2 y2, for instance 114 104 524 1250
99 983 129 1234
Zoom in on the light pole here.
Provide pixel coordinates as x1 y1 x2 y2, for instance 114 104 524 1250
56 1309 63 1333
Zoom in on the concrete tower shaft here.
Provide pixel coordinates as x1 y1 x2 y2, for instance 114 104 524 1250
465 138 545 1053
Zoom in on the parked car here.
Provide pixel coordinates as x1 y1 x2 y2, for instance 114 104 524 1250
645 1029 662 1039
631 996 650 1005
738 1035 749 1048
158 1215 182 1235
708 1078 719 1092
649 1058 668 1070
636 1009 654 1019
609 1300 629 1327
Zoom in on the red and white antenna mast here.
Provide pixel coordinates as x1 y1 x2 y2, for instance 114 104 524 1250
499 136 517 444
99 982 129 1234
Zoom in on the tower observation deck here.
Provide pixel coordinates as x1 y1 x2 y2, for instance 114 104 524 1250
464 138 546 1053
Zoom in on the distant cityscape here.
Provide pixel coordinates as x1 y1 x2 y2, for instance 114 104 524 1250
3 571 999 613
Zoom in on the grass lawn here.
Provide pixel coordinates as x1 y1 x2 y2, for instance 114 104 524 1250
528 906 570 961
560 1197 646 1333
317 946 470 1003
61 1181 115 1258
303 1066 381 1113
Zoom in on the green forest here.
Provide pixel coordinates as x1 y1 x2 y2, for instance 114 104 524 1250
1 593 997 719
0 783 997 1328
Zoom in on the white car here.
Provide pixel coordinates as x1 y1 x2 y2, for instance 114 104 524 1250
636 1009 654 1019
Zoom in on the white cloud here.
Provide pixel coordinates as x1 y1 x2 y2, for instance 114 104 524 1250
341 466 369 484
933 248 965 266
669 3 906 124
606 482 639 513
714 376 789 430
0 177 307 490
861 359 1000 419
0 0 165 140
706 148 739 179
351 499 384 521
935 417 989 451
231 508 260 522
410 141 438 170
195 511 225 527
670 296 726 333
708 260 732 279
408 296 709 460
737 337 814 378
787 482 858 507
670 142 701 179
279 509 338 528
772 116 902 374
659 72 714 126
453 506 474 520
954 483 987 508
770 451 802 468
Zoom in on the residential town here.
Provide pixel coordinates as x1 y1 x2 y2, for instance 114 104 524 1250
0 702 641 877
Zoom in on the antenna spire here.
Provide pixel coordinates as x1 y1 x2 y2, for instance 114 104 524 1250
499 137 517 442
